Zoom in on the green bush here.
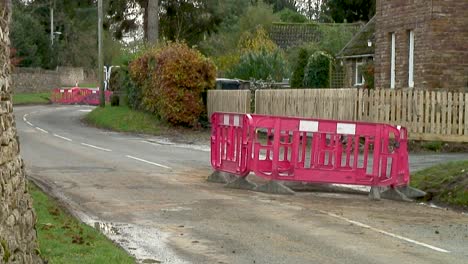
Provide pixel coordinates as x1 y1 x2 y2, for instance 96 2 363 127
277 8 308 23
290 48 309 88
129 43 216 127
226 48 288 81
303 51 332 88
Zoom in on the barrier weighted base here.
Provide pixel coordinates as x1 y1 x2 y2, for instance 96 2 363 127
368 186 382 201
207 171 238 184
397 186 427 199
255 181 294 195
225 177 257 191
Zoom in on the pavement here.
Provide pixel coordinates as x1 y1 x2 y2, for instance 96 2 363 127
15 105 468 264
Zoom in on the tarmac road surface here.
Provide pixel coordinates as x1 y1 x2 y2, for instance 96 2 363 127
16 105 468 264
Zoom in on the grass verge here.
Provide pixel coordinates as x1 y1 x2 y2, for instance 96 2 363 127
84 105 209 144
84 105 166 135
411 160 468 207
30 182 135 263
13 92 50 105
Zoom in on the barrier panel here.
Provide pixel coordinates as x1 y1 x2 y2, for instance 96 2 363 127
211 112 410 188
211 113 253 177
51 87 112 106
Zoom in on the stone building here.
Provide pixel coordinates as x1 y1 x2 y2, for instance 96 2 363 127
374 0 468 90
0 1 42 263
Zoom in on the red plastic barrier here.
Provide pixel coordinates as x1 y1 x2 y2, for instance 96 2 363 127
211 112 410 188
51 87 112 106
211 113 253 177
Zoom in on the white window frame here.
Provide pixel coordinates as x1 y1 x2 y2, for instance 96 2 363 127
355 60 365 86
408 30 414 88
390 33 396 89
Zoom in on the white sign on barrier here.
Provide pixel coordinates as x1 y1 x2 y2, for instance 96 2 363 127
223 115 230 126
233 115 240 127
337 123 356 135
299 120 319 132
60 89 64 93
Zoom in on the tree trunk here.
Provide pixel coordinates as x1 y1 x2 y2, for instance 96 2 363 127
0 0 42 263
147 0 159 44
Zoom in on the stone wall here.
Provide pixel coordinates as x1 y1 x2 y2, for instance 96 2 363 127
0 1 42 263
375 0 468 90
11 67 97 93
11 68 61 93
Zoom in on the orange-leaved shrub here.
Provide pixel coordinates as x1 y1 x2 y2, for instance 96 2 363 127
129 43 216 126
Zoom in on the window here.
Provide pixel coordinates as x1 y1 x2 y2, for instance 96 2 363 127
408 30 414 88
355 60 365 86
390 33 396 89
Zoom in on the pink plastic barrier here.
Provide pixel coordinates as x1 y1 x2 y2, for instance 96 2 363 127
51 87 112 106
211 113 252 177
211 112 410 188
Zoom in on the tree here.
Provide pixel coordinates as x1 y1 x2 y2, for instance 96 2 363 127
277 8 308 23
11 0 100 69
147 0 159 44
326 0 375 22
11 5 50 67
107 0 227 45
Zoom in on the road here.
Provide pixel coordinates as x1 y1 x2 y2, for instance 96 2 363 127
16 105 468 264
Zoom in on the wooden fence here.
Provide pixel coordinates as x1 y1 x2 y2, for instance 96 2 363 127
207 90 251 117
356 89 468 142
207 89 468 142
255 89 357 121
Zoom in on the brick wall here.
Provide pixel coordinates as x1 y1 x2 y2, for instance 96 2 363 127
374 0 468 90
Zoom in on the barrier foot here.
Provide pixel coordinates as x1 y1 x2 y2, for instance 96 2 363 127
225 177 257 191
255 181 295 195
379 187 413 202
207 171 238 184
368 187 382 201
396 186 427 199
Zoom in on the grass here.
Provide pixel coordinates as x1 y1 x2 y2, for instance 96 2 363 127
83 105 210 144
411 160 468 207
13 92 51 105
29 182 135 264
84 105 166 135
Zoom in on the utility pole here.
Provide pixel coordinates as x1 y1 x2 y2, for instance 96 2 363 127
50 6 54 46
98 0 104 107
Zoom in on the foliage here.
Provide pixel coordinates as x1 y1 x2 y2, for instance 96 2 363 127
259 0 297 12
129 43 216 126
411 160 468 207
290 48 309 88
10 7 50 68
30 183 134 263
361 61 375 89
238 26 278 54
319 24 357 55
239 1 279 32
13 92 50 105
227 48 288 82
110 95 120 106
326 0 376 23
421 141 444 152
303 51 332 88
277 8 308 23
